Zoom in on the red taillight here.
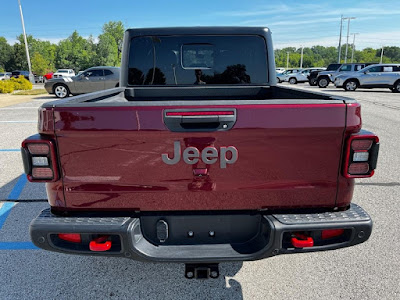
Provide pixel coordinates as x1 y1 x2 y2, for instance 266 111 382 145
348 163 369 175
351 140 372 151
21 138 59 182
27 143 49 155
344 133 379 178
58 233 81 243
32 167 53 179
321 229 345 240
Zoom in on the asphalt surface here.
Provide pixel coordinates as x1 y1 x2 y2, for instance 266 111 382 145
0 85 399 299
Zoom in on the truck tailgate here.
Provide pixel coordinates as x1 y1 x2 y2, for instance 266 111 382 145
53 102 346 211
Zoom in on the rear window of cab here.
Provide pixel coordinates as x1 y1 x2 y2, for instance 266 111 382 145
128 35 268 85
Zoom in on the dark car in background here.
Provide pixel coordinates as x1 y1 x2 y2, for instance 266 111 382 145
11 70 30 80
308 64 341 86
44 66 120 98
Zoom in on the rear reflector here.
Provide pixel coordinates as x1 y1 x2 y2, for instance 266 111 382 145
58 233 81 243
321 229 345 240
32 167 53 179
27 143 49 155
348 163 369 175
351 140 373 151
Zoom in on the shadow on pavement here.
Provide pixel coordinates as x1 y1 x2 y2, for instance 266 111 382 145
32 95 55 100
0 175 47 201
318 88 393 93
0 176 21 200
355 182 400 187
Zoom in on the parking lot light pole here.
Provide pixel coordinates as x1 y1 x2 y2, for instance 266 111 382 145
300 46 304 69
380 46 384 64
17 0 34 83
286 52 289 69
351 33 359 63
338 15 344 63
344 17 356 63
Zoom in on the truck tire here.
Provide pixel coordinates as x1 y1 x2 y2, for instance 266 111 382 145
289 77 297 84
54 84 70 98
309 78 317 86
317 77 329 88
276 77 281 83
392 80 400 93
344 79 358 91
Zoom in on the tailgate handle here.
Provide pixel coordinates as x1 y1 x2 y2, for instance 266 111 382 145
164 109 237 132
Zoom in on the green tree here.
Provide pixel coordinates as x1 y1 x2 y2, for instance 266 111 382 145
101 21 124 62
10 43 28 70
55 31 95 71
14 34 57 72
0 37 14 71
96 33 118 66
31 52 49 75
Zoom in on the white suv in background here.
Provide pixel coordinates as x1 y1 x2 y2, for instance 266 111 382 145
286 68 325 84
334 64 400 92
0 72 11 80
277 69 301 83
53 69 75 79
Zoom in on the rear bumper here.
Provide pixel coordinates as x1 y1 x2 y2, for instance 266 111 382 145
30 204 372 263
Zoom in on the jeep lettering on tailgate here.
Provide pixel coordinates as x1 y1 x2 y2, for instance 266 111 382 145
162 141 238 168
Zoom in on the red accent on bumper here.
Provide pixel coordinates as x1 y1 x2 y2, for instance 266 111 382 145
291 234 314 248
89 236 112 251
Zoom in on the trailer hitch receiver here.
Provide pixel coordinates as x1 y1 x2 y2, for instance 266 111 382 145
185 263 219 279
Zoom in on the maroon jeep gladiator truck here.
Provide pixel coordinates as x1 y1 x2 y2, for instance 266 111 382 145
22 27 379 279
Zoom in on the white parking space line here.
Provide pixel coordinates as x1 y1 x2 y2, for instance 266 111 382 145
0 107 39 110
0 121 37 123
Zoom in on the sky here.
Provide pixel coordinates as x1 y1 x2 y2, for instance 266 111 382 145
1 0 400 50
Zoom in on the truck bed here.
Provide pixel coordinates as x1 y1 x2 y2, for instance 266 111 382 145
42 85 352 107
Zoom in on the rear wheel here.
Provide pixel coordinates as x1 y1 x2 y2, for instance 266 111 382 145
317 77 329 88
289 77 297 84
54 84 70 98
276 77 281 83
344 80 358 91
309 78 317 86
392 80 400 93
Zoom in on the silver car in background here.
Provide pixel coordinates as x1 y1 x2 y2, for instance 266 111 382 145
317 63 372 88
334 64 400 92
276 69 301 83
45 66 120 98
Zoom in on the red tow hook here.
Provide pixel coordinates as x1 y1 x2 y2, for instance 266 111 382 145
291 233 314 248
89 235 112 252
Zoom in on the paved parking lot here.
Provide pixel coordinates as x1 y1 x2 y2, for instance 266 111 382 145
0 86 399 299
